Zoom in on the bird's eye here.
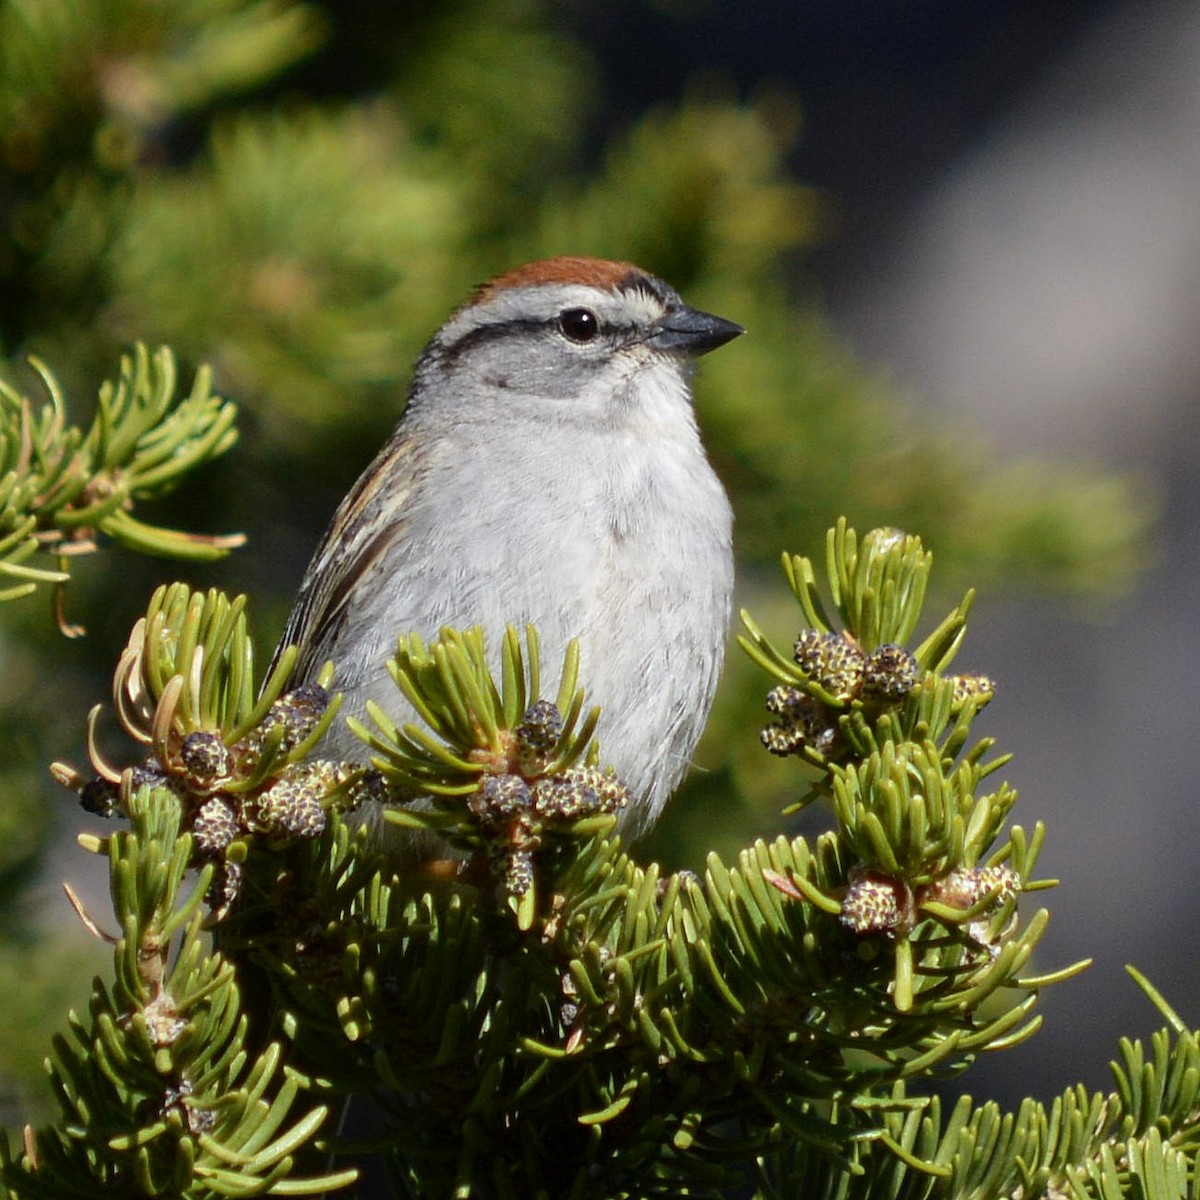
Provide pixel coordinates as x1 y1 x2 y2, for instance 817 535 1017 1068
558 308 600 343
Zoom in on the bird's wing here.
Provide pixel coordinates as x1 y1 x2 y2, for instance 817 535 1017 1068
271 433 420 680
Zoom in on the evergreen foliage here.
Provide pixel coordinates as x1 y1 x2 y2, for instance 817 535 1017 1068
0 504 1189 1197
0 345 240 612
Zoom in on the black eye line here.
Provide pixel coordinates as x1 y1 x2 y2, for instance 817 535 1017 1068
440 312 641 365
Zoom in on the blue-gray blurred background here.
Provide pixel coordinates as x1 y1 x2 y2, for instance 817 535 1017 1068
698 0 1200 1108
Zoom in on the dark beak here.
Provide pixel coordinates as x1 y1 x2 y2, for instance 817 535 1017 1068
646 305 744 355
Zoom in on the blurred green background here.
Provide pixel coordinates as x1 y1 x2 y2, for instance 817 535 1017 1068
0 0 1153 1123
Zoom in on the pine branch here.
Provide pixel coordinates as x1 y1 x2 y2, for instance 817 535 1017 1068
0 346 243 627
17 524 1200 1197
0 777 355 1198
20 582 385 1196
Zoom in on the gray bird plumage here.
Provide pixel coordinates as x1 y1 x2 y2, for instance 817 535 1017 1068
277 257 740 837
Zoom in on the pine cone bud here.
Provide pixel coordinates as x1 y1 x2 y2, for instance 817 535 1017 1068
949 673 996 708
257 776 327 839
931 865 1020 911
192 797 239 855
500 848 535 898
514 700 564 756
179 731 231 783
793 630 866 700
131 757 168 788
267 683 330 751
765 684 805 717
840 873 905 935
761 687 834 757
469 773 533 821
532 766 629 819
861 643 920 703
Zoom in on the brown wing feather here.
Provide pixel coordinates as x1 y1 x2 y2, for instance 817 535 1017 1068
271 434 418 679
